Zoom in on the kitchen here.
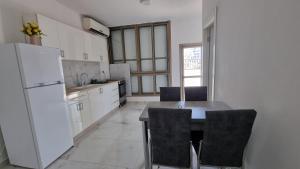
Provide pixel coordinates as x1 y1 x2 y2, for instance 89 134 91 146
0 10 129 169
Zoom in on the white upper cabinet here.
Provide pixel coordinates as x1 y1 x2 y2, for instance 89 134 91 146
24 14 109 62
36 14 60 49
91 35 102 62
57 23 74 60
72 28 85 61
83 33 94 61
85 34 100 62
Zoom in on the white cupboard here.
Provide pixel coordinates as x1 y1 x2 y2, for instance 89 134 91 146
57 23 74 60
67 82 120 138
88 87 105 122
23 14 107 63
68 92 92 137
67 82 120 137
68 102 83 136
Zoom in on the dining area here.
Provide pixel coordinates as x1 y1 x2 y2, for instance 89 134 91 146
139 87 257 169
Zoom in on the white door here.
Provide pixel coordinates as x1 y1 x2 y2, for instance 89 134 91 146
58 23 75 60
68 102 83 137
99 36 109 63
37 14 60 49
88 87 105 122
91 35 102 62
25 84 73 168
16 44 64 88
84 33 94 61
80 98 92 129
72 28 85 61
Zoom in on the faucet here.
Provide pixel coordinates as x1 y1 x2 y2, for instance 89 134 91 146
79 73 89 86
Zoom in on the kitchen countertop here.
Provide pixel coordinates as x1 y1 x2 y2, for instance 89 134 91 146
66 80 119 96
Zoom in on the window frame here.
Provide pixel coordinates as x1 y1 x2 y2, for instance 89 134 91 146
109 21 171 96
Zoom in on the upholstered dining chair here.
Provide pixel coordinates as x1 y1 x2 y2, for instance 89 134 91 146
184 86 207 101
195 109 257 169
160 87 181 101
148 108 193 169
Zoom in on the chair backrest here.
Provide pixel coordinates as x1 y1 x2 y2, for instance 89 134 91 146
200 109 257 167
148 108 192 168
160 87 181 101
185 86 207 101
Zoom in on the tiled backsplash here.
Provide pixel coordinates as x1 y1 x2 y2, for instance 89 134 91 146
62 60 102 88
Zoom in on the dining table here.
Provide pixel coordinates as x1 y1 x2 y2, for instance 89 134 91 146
139 101 231 169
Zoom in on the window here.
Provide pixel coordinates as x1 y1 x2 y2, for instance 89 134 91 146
180 44 203 87
109 22 171 96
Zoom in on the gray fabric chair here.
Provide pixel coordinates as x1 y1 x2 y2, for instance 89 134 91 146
196 109 257 169
148 108 193 169
185 86 207 101
160 87 181 101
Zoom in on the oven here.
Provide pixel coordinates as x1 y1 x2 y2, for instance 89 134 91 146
118 80 127 106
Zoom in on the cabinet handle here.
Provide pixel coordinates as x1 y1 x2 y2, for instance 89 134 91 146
99 88 103 94
83 53 88 60
80 103 84 111
61 50 65 58
76 104 80 111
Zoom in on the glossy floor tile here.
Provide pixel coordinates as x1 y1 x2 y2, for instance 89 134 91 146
2 102 216 169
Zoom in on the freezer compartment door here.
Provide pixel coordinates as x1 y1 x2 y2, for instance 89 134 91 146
25 84 73 168
16 44 64 88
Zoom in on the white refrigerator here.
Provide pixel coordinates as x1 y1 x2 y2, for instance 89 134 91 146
0 44 74 169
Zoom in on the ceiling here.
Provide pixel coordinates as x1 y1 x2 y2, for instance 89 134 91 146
56 0 202 27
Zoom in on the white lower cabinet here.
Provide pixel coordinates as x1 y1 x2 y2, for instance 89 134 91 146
68 102 83 137
88 87 105 123
68 93 91 137
67 82 120 138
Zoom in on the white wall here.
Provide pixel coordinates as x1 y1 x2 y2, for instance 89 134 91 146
171 17 202 86
203 0 300 169
0 0 82 164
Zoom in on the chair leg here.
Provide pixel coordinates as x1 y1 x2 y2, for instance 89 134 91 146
197 141 202 169
190 141 193 169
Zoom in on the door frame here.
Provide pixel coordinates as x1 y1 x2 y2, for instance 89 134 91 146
203 6 218 101
179 43 202 100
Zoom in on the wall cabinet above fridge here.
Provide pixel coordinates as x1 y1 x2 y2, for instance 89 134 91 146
23 14 108 63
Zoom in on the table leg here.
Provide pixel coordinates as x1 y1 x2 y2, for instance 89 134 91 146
142 121 150 169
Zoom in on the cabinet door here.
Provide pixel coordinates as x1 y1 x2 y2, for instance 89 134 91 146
68 103 83 137
83 33 93 61
91 35 102 62
88 87 105 122
57 23 74 60
99 36 109 63
37 14 60 49
102 85 112 113
72 28 85 61
98 36 110 78
79 98 92 129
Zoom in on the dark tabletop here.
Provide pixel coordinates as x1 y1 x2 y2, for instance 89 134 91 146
139 101 231 123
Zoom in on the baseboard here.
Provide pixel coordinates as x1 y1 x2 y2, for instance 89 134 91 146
0 159 8 168
73 107 119 144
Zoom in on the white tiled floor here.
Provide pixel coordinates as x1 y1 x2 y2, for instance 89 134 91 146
2 102 215 169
